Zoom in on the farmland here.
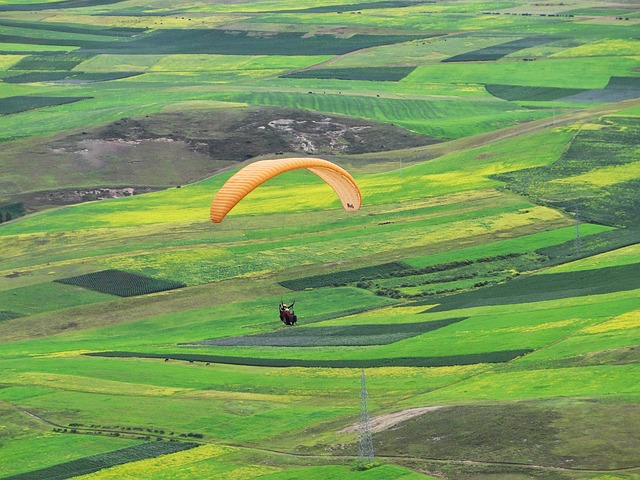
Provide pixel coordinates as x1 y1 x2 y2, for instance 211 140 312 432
0 0 639 479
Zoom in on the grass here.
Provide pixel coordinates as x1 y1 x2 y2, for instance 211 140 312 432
494 115 640 227
404 57 639 89
442 36 557 63
204 90 553 139
2 442 199 480
0 282 114 316
420 263 640 312
0 430 142 478
1 2 639 479
281 66 416 82
372 399 640 470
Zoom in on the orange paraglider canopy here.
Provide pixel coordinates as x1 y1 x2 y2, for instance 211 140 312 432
210 157 362 223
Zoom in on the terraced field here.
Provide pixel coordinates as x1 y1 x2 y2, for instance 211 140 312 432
1 0 639 479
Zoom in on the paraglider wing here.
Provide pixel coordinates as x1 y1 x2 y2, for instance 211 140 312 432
210 157 362 223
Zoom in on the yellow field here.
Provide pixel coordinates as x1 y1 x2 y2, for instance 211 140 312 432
553 39 640 57
582 308 640 334
47 14 248 30
550 161 640 188
76 444 282 480
0 54 25 68
546 244 640 273
3 372 188 397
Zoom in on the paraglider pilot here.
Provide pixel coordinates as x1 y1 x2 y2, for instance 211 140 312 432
279 301 297 326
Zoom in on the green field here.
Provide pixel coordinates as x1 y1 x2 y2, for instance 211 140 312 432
1 0 639 479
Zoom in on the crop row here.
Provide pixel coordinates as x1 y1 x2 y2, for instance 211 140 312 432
494 115 640 227
3 442 199 480
442 36 556 63
0 0 125 12
0 96 92 115
0 19 141 37
9 52 93 71
485 84 587 102
281 66 416 82
284 1 423 14
4 71 143 83
0 26 428 58
85 350 533 368
281 255 524 298
55 269 186 297
419 262 640 312
193 317 467 347
280 262 410 290
207 89 549 139
76 29 427 56
536 226 640 266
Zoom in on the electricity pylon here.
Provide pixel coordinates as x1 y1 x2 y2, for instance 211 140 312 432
357 369 375 469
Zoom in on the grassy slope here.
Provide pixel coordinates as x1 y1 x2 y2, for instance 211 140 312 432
2 113 640 479
1 1 640 480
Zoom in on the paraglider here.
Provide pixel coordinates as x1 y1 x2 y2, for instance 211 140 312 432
279 301 297 325
210 157 362 223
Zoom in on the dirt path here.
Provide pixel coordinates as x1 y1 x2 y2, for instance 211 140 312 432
340 406 443 434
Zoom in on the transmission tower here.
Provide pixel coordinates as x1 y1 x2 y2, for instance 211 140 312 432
357 369 375 469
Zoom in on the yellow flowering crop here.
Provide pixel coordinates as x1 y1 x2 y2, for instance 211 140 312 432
551 162 640 188
77 444 231 479
4 372 187 397
582 308 640 334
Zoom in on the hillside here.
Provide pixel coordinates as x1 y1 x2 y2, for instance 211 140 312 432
1 1 639 479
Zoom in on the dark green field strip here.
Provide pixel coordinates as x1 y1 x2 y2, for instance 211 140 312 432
54 270 186 297
0 311 23 321
281 66 416 82
189 317 467 347
0 0 127 11
442 36 557 63
3 71 143 83
271 1 435 14
536 226 640 266
75 29 427 55
280 255 526 292
10 53 95 71
0 95 92 115
0 19 142 36
280 262 411 290
419 263 640 312
85 350 533 367
559 76 640 103
485 84 589 102
0 202 25 223
0 33 110 48
0 28 425 55
562 7 636 16
2 442 199 480
494 115 640 227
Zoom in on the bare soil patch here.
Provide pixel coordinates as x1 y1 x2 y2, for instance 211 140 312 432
340 406 443 434
2 106 438 213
